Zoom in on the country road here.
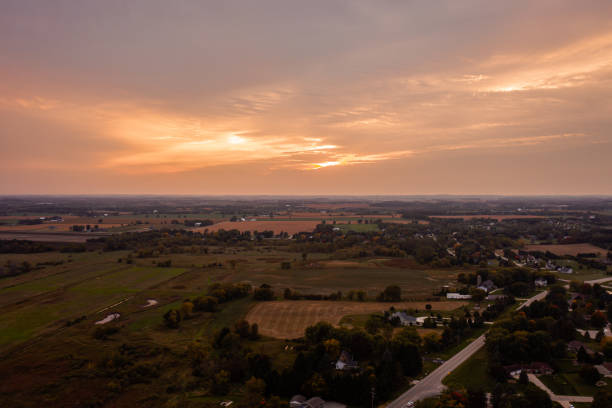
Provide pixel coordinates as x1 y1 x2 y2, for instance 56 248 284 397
385 290 548 407
585 276 612 285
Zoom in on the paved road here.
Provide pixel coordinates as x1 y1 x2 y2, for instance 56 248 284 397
386 291 548 407
386 334 486 407
517 290 548 310
585 276 612 285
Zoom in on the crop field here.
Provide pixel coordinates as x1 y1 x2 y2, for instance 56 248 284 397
525 243 609 258
245 300 467 339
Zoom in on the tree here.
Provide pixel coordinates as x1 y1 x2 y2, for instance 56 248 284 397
254 285 275 301
593 389 612 408
234 320 251 338
163 309 181 328
523 383 552 408
377 285 401 302
212 370 230 395
470 288 487 303
323 338 341 359
302 373 327 396
245 377 266 408
467 388 486 408
180 301 194 318
591 311 607 329
249 323 259 340
579 364 601 385
518 370 529 385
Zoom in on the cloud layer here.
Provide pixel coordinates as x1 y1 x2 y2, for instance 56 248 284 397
1 1 611 194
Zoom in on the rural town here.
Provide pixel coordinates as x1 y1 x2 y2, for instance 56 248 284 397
2 1 612 408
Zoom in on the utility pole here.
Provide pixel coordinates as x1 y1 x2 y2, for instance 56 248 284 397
371 387 376 408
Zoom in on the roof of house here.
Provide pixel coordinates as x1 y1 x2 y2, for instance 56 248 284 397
391 311 417 323
291 395 307 404
480 280 496 288
305 397 325 408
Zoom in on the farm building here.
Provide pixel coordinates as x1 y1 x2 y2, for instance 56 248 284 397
504 362 554 377
477 279 496 292
290 396 346 408
447 293 472 300
335 350 359 370
390 311 418 326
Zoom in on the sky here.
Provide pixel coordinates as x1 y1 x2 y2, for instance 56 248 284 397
1 1 612 195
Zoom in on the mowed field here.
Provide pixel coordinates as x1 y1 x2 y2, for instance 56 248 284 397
246 300 467 339
525 243 609 259
0 252 187 349
194 220 320 234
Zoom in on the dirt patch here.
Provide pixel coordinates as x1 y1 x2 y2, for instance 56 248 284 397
143 299 158 308
245 300 467 339
95 313 120 325
383 258 422 268
321 260 366 268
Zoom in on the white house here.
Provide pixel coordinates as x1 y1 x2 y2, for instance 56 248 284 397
447 293 472 300
535 278 548 287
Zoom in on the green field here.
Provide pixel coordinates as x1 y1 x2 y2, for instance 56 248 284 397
442 347 497 391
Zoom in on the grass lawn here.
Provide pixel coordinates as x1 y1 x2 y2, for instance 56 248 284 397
442 347 497 391
336 223 379 232
540 374 578 395
432 326 487 361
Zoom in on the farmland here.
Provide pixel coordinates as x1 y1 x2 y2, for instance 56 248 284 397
246 300 467 339
430 214 551 221
195 220 320 234
525 243 609 259
0 195 611 408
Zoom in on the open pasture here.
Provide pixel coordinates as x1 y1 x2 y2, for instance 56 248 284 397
227 258 459 298
246 300 467 339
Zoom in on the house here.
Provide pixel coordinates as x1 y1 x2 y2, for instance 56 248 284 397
304 398 325 408
335 351 359 370
535 278 548 287
290 396 346 408
290 396 307 408
504 362 554 377
390 311 418 326
477 280 496 293
567 340 584 353
567 340 595 356
447 293 472 300
558 266 574 274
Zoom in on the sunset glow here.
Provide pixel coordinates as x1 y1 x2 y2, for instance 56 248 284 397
1 1 611 194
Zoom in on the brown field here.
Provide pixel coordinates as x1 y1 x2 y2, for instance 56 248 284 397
524 243 609 259
430 215 549 221
0 233 99 243
0 223 124 232
245 300 467 339
194 220 319 234
307 203 374 209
